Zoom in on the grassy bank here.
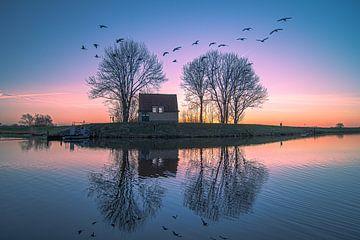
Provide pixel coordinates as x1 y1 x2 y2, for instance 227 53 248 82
60 123 360 139
1 123 359 139
0 125 69 138
86 123 360 138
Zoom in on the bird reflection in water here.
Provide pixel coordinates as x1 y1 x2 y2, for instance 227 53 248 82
183 146 268 221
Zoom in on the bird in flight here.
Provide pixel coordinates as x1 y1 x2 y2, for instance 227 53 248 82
93 43 99 48
90 232 96 237
172 59 177 63
116 38 124 43
77 230 83 235
201 218 208 226
92 221 97 225
192 40 200 45
162 51 169 56
218 44 228 48
162 226 168 230
256 37 269 43
242 27 252 31
81 45 87 50
172 231 182 237
201 56 208 61
95 54 100 58
99 24 108 28
246 62 253 66
209 42 216 47
111 223 115 227
236 37 246 41
269 28 283 35
219 235 228 240
173 46 182 52
277 17 292 22
172 214 178 219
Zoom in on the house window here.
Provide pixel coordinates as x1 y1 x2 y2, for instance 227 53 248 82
158 106 164 113
152 106 157 113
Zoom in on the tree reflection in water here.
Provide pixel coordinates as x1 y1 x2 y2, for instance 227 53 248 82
88 148 165 232
183 146 268 221
19 137 51 151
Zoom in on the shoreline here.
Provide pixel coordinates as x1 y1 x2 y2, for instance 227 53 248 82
1 123 359 140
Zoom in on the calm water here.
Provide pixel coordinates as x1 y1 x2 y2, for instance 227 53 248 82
0 135 359 240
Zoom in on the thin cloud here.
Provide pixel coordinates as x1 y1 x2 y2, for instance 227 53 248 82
0 91 69 100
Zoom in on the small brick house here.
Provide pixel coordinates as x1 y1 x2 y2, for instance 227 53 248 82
138 93 178 122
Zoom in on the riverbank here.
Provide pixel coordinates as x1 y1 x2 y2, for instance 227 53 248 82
1 123 359 139
87 123 360 138
0 125 68 138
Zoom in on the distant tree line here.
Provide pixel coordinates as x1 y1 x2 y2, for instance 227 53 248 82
19 113 53 126
87 40 267 124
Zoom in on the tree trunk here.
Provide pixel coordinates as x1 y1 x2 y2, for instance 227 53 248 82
234 101 238 124
122 100 130 122
224 100 229 124
199 96 203 123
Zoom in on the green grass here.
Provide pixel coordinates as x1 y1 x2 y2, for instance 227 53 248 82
0 125 69 136
85 122 360 138
1 123 359 139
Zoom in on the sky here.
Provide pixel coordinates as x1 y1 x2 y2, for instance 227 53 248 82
0 0 359 126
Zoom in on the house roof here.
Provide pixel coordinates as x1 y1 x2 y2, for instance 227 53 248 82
138 94 178 112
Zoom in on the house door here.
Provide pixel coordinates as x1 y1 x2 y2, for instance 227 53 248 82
142 114 149 122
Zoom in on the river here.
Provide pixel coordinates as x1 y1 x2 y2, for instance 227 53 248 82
0 135 359 239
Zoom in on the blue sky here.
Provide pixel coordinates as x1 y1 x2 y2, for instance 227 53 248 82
0 0 359 125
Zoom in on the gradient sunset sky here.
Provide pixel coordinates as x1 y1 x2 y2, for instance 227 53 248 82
0 0 359 126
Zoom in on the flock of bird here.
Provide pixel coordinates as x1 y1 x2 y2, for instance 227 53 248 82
159 16 292 62
76 215 232 239
81 16 292 64
160 215 232 239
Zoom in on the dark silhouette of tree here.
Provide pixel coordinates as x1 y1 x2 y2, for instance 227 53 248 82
87 40 167 122
205 51 239 123
34 114 53 126
230 64 267 124
183 146 268 221
181 51 267 123
19 113 53 126
108 99 139 122
181 57 209 123
19 113 34 126
88 148 165 232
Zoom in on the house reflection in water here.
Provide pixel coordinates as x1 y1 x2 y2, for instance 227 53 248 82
138 149 179 177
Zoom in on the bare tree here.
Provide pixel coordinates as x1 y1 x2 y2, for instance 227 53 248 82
230 63 268 124
189 50 268 124
19 113 34 126
87 40 167 122
181 57 209 123
34 114 53 126
19 113 54 126
205 51 239 123
180 106 199 123
108 97 138 122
